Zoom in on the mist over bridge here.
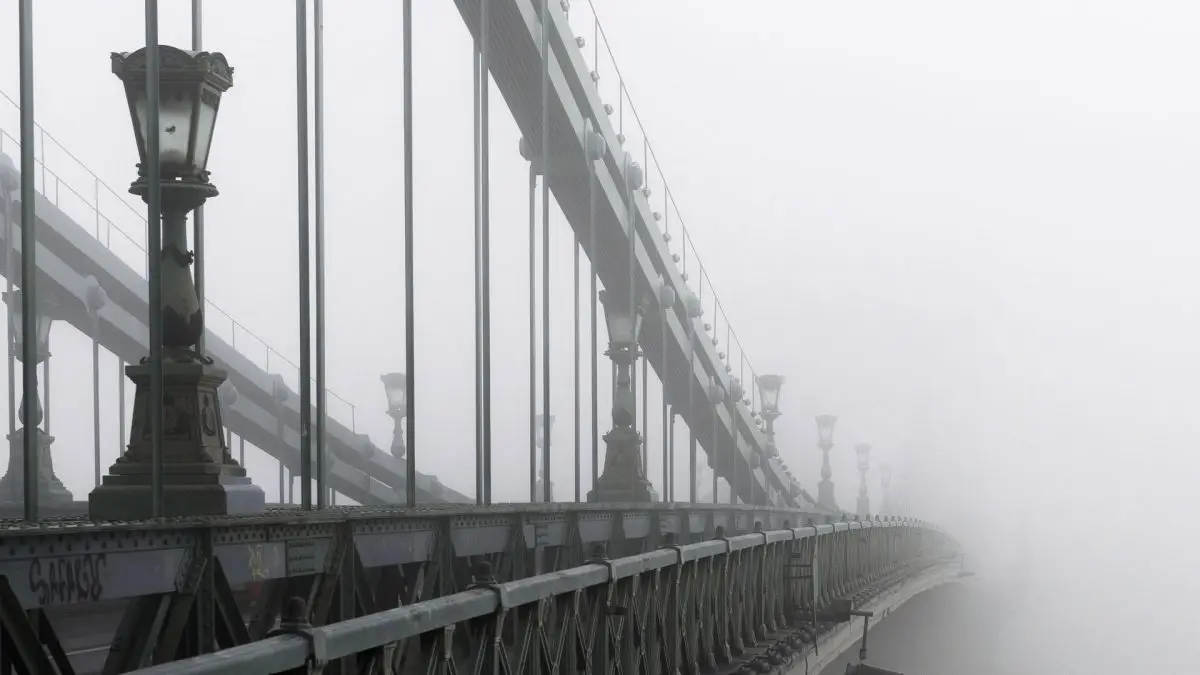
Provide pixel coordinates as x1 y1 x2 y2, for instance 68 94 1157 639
0 0 962 673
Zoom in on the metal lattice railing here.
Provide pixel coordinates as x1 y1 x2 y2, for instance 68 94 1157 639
126 518 956 675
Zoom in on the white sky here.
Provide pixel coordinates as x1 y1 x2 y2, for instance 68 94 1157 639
3 1 1200 669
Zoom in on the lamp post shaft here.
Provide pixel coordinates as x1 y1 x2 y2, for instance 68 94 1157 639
817 440 836 511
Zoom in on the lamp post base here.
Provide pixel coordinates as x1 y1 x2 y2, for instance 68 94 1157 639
856 497 870 519
587 427 654 504
817 479 838 512
88 358 265 521
0 428 73 509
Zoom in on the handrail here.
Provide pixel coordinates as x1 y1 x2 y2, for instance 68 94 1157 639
125 516 957 674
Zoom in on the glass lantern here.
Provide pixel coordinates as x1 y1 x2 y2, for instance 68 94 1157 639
112 45 234 180
381 372 408 415
599 290 645 348
756 374 784 413
816 414 837 445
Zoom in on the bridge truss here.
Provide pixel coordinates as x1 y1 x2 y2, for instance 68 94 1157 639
0 507 954 674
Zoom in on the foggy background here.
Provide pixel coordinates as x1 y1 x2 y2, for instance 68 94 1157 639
2 1 1199 671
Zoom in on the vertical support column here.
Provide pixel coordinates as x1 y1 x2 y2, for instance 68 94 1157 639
539 0 552 505
314 0 328 508
574 234 581 502
402 0 417 507
525 150 537 502
84 276 108 491
473 17 483 506
3 153 15 449
480 1 492 506
41 354 48 434
294 0 313 510
585 121 601 495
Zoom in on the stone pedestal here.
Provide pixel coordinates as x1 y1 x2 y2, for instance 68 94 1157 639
0 428 73 509
817 479 837 512
89 358 265 520
588 426 653 503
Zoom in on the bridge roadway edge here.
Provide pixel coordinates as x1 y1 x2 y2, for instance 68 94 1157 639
107 518 958 674
796 563 964 675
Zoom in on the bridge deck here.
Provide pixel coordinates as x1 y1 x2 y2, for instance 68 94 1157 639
0 501 845 612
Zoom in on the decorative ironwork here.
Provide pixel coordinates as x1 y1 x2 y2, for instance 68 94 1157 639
101 516 953 675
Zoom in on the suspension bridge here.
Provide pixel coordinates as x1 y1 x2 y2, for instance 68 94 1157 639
0 1 963 673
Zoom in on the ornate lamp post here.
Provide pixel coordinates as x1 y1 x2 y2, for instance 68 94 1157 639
815 414 838 511
382 373 408 459
756 375 784 458
0 290 72 510
855 443 872 517
90 45 265 519
588 290 653 503
879 462 892 514
534 413 554 502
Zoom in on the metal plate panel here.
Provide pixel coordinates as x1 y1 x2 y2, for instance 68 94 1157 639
0 547 189 608
355 530 433 567
658 513 681 536
285 538 331 576
522 520 566 549
450 524 509 557
577 517 612 544
622 514 650 540
215 542 288 586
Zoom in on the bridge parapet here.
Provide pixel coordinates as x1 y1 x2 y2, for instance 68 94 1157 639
111 514 955 675
0 503 951 673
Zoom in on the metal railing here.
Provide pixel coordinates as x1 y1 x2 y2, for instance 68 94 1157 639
0 90 360 436
128 518 957 674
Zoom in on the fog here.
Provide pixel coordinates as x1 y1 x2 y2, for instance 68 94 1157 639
2 0 1199 671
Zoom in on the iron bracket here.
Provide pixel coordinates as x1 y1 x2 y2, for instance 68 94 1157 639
267 624 328 673
466 580 510 611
